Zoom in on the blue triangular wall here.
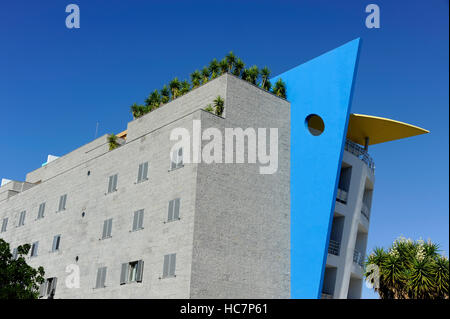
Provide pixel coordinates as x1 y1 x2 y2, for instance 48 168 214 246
271 38 361 298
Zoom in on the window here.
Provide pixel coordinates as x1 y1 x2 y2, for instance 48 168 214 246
120 260 144 285
31 241 39 257
18 211 26 226
102 219 113 239
137 162 149 183
163 253 176 278
52 235 61 252
170 147 183 170
1 218 7 233
39 277 57 299
37 202 45 219
95 267 107 289
132 209 144 231
107 174 118 193
167 198 180 222
12 248 18 260
58 195 67 212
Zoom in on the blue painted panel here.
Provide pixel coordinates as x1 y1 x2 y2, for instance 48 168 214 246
271 38 361 298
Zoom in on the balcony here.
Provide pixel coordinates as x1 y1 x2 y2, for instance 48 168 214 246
361 203 371 221
336 188 348 204
344 139 375 173
353 250 365 267
328 240 341 256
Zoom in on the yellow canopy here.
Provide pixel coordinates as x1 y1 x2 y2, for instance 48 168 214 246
347 114 429 146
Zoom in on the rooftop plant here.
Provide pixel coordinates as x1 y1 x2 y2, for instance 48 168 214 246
130 52 287 119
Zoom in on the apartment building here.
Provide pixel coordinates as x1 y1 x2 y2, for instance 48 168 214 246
0 73 290 298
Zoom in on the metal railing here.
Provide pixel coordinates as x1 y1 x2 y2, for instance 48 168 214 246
344 139 375 173
336 188 348 204
353 250 365 267
328 240 341 256
361 203 371 221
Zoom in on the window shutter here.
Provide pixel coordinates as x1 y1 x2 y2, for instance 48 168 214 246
108 176 113 193
168 200 174 221
142 162 148 180
174 198 180 220
136 260 144 282
39 281 47 298
50 278 57 296
107 219 112 237
137 164 143 182
120 263 128 285
169 254 176 276
132 211 138 231
95 268 102 288
12 248 17 260
32 242 39 256
137 210 144 229
102 220 108 239
170 150 176 170
52 235 60 251
113 174 118 191
1 218 7 232
101 267 107 287
163 255 170 277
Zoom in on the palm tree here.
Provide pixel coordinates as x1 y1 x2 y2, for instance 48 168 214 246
130 103 145 119
169 77 181 100
208 59 220 79
213 95 224 116
233 58 244 77
180 80 190 96
365 237 449 299
262 79 272 91
108 134 120 150
260 66 271 89
219 58 228 75
225 51 236 72
160 85 170 104
244 65 259 85
145 89 161 111
201 67 210 84
190 70 202 88
273 78 287 98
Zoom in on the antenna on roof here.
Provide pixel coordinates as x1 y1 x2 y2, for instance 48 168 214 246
94 122 99 139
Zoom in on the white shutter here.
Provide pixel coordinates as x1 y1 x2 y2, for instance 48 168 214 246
174 198 180 220
168 200 174 221
169 254 176 276
163 255 170 277
136 260 144 282
120 263 128 285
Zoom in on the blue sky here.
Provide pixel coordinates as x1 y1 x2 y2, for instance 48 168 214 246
0 1 448 298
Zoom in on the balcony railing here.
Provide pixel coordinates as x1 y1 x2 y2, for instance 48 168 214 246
345 139 375 172
328 240 341 256
336 188 348 204
353 250 365 267
361 203 371 221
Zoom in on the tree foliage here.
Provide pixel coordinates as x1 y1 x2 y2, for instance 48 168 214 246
365 237 449 299
0 239 45 299
129 51 287 119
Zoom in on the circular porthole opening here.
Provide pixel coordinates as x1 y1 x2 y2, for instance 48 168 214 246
305 114 325 136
